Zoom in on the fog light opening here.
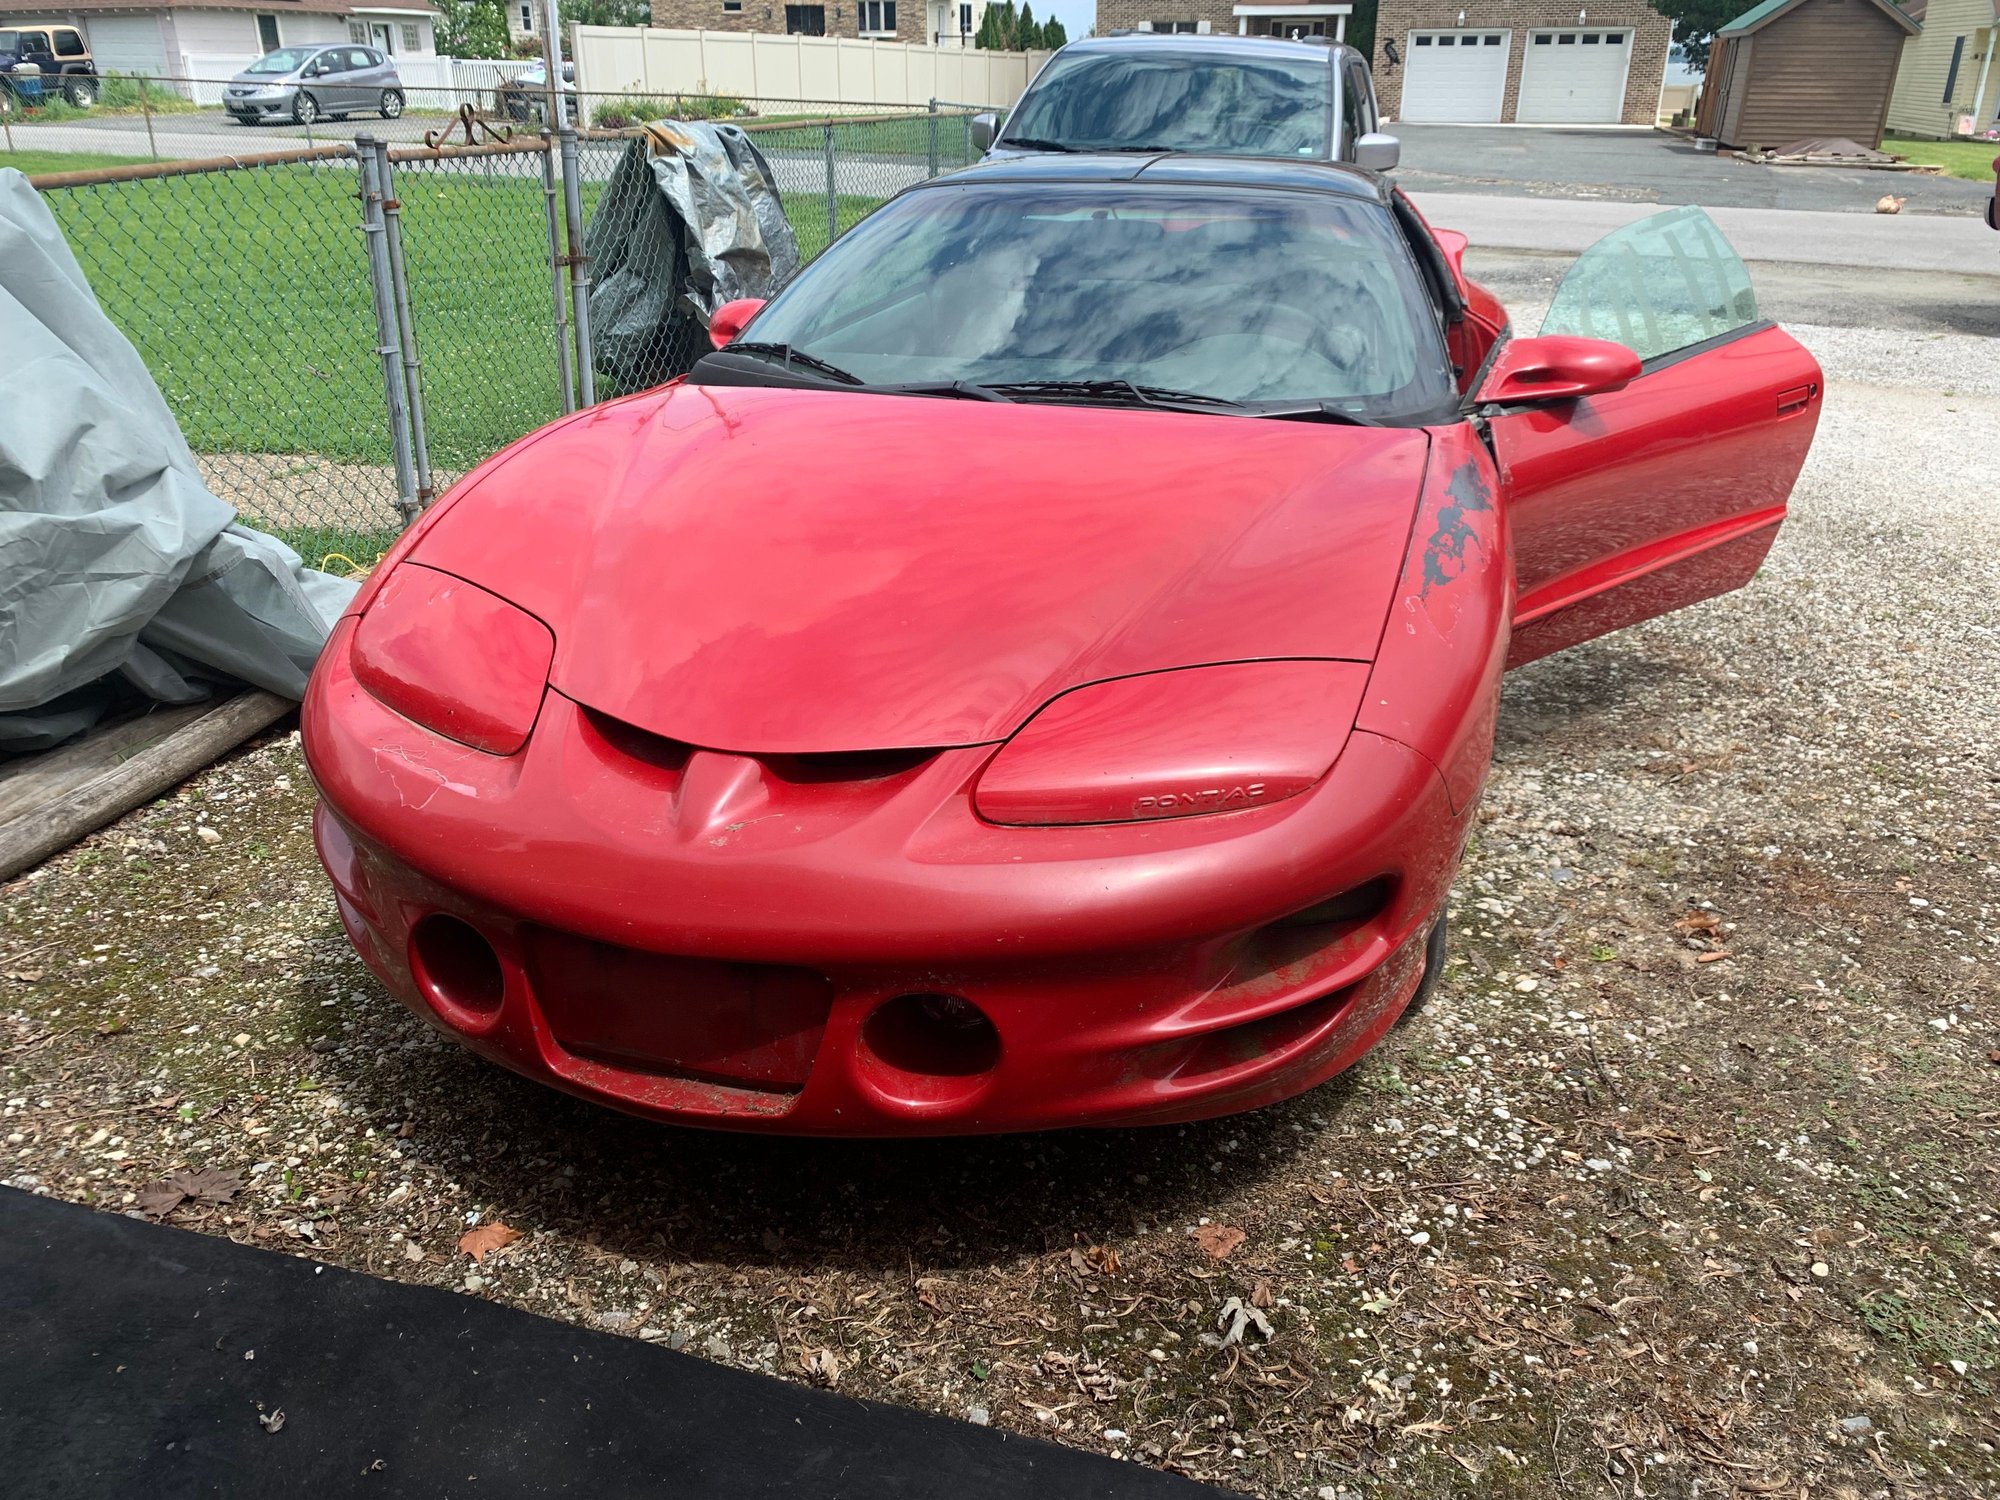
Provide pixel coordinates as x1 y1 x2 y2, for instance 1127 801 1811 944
409 913 505 1023
861 993 1001 1079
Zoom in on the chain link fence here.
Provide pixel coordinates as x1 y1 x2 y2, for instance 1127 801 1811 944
18 100 983 567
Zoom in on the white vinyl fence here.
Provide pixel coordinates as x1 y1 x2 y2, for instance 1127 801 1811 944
570 25 1052 109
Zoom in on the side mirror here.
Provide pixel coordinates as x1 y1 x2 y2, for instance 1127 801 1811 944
708 297 766 351
1354 131 1400 171
971 112 996 151
1476 335 1642 406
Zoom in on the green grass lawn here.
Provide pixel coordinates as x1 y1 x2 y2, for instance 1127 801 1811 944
1882 136 2000 181
32 144 895 557
4 148 158 176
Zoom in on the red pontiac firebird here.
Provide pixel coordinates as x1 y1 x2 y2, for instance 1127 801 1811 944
303 157 1822 1135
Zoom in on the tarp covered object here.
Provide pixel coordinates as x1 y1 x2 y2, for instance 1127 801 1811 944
0 171 356 754
585 120 801 392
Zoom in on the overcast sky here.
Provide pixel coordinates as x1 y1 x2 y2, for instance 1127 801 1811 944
1036 0 1097 42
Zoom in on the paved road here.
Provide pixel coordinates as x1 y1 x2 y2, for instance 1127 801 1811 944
1411 189 2000 275
1466 248 2000 340
1394 122 1993 218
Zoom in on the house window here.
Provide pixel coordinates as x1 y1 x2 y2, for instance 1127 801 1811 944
724 0 743 9
1151 19 1197 31
349 20 369 43
520 2 536 32
859 0 896 32
786 3 826 32
258 13 283 51
400 22 421 49
959 1 971 31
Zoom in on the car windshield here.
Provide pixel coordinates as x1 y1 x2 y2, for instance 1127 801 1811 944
720 183 1454 420
245 47 318 75
1000 51 1333 157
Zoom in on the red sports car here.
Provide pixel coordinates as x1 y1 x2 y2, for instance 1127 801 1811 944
302 159 1821 1135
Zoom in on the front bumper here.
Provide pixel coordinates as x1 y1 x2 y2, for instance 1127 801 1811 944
305 619 1471 1135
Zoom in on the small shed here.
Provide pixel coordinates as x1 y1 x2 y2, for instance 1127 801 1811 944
1696 0 1922 150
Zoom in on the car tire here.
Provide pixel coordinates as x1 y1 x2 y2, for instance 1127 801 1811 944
63 77 98 108
292 92 318 126
380 89 403 120
1399 912 1449 1023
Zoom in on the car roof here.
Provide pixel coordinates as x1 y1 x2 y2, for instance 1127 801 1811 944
1061 32 1354 65
923 152 1387 202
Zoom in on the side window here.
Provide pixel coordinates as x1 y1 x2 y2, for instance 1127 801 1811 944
1339 65 1367 150
1540 206 1759 363
55 28 86 57
1346 63 1375 137
22 29 54 58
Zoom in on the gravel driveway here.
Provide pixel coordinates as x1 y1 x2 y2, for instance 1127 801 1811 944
2 254 1996 1498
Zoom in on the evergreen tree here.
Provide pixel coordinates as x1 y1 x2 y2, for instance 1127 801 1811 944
974 4 1002 47
1040 16 1066 45
1017 2 1038 48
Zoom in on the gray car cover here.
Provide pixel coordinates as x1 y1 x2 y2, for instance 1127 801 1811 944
585 120 801 392
1 170 356 754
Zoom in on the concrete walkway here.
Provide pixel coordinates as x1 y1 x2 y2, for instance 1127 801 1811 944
1409 190 2000 276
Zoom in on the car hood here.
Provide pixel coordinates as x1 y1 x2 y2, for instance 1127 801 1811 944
408 382 1431 753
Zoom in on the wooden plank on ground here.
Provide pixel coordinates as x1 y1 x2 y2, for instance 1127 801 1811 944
0 692 295 883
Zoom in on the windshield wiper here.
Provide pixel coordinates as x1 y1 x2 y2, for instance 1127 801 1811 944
999 136 1078 152
722 341 865 386
983 379 1242 412
1251 400 1381 427
876 380 1015 402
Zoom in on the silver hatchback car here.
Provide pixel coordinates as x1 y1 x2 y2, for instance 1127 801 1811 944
225 44 404 126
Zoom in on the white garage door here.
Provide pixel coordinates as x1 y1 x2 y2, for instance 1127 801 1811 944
83 15 171 78
1516 30 1633 123
1398 30 1510 123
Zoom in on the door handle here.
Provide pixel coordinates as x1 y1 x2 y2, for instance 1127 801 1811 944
1777 383 1817 416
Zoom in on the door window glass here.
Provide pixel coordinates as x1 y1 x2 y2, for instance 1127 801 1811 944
1540 206 1759 362
55 27 85 56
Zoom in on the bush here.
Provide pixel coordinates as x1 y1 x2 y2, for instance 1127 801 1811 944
590 93 747 129
98 74 200 113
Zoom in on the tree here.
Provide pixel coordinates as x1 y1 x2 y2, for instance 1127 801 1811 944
1645 0 1740 68
1344 0 1376 62
1017 2 1038 48
1041 16 1066 45
565 0 651 24
974 4 1003 47
435 0 510 59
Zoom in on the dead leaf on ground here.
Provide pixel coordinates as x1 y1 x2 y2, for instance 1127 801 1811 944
1674 911 1723 935
258 1408 286 1434
1251 1278 1274 1309
1190 1224 1246 1260
458 1222 522 1263
802 1347 841 1385
1217 1295 1275 1345
3 969 46 983
1695 950 1731 963
137 1166 243 1219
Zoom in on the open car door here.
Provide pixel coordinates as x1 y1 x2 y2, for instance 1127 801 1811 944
1486 207 1822 667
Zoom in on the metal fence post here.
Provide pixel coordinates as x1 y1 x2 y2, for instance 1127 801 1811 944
371 139 434 508
356 139 420 526
539 130 578 414
822 123 838 247
556 124 595 407
926 97 940 179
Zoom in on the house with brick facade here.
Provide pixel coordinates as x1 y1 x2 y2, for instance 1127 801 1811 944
652 0 990 46
1093 0 1357 40
1367 0 1670 123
